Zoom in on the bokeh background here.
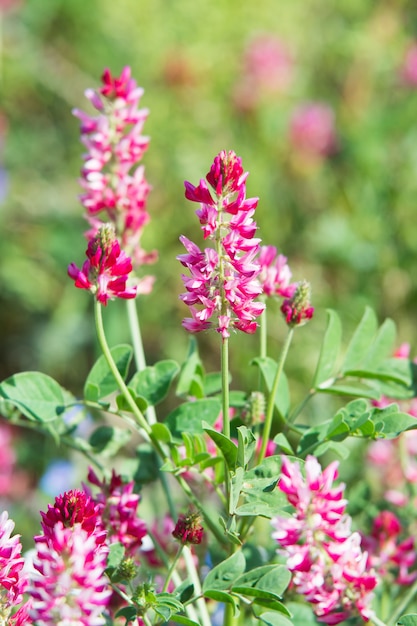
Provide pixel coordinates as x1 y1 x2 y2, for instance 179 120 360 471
2 0 417 539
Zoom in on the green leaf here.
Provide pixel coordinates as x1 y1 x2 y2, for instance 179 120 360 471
151 422 172 444
176 338 205 399
204 372 223 396
204 424 238 470
251 357 290 419
134 444 159 483
115 606 138 623
237 456 289 518
203 551 246 592
230 466 244 514
170 616 200 626
318 382 380 400
362 317 396 369
342 307 377 373
313 309 342 387
106 542 125 569
89 426 131 456
0 371 71 422
286 601 318 625
397 616 417 626
203 589 239 611
273 433 294 455
258 611 293 626
128 360 179 406
237 426 257 468
371 405 417 438
165 399 221 441
84 345 133 401
233 565 291 600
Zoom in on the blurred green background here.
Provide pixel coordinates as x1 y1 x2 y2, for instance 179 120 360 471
2 0 417 497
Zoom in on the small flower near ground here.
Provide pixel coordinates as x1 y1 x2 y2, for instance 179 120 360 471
68 224 137 305
272 456 377 624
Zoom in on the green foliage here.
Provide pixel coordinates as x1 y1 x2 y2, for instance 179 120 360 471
312 308 414 400
0 371 74 422
397 617 417 626
84 345 133 402
128 359 180 406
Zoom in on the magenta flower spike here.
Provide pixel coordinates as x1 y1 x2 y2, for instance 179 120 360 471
257 245 296 298
29 490 111 625
0 511 28 624
272 456 377 624
68 224 138 305
86 468 147 558
179 150 265 339
73 66 156 286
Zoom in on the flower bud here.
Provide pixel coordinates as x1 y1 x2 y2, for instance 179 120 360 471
172 511 203 545
281 280 314 327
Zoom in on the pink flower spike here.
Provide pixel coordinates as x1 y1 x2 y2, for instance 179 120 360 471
0 511 28 621
68 225 137 305
179 151 264 338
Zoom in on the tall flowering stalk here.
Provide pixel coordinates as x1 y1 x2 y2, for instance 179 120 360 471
272 456 377 625
73 66 156 281
179 150 265 339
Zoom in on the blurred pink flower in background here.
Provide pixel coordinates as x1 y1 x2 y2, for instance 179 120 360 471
233 34 294 112
400 43 417 87
73 66 156 281
362 510 417 586
0 422 15 496
289 102 338 160
257 245 295 298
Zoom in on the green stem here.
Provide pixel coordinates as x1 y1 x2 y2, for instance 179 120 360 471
126 299 157 426
94 300 152 437
388 576 417 626
259 304 267 360
163 544 184 592
95 300 225 545
183 545 212 626
258 327 294 463
221 335 231 504
371 616 389 626
223 601 239 626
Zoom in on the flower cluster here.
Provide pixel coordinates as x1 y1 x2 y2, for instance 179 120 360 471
70 66 155 303
362 510 417 585
87 467 147 559
289 102 337 160
271 456 377 624
68 223 138 305
178 150 265 338
29 490 111 625
257 245 295 299
0 511 29 625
